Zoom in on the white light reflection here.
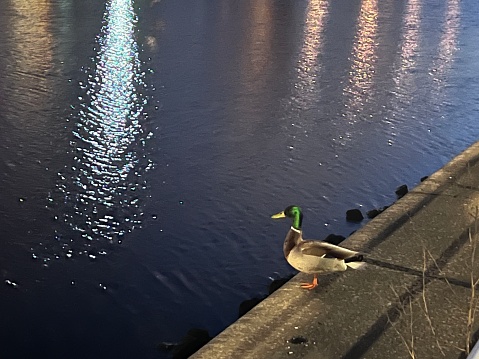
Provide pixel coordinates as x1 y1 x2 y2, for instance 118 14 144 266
391 0 421 105
341 0 378 127
429 0 460 89
383 0 421 146
55 0 152 249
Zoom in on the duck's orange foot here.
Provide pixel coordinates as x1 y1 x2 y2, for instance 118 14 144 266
300 275 318 290
300 282 317 290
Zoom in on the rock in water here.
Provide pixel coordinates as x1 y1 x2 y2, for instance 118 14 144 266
346 209 364 222
395 184 408 199
366 209 380 219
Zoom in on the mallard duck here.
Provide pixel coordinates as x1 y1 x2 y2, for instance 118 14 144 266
271 205 364 290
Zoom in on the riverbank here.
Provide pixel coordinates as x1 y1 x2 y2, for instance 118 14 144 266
190 141 479 359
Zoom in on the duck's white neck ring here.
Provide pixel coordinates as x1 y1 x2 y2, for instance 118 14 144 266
290 226 301 233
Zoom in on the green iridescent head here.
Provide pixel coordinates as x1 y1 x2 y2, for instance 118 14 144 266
271 205 303 230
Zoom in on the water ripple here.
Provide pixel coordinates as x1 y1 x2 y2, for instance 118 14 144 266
48 0 153 256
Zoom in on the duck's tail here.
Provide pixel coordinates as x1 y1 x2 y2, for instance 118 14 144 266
344 254 365 269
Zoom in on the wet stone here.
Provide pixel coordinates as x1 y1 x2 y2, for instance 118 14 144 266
346 209 364 222
366 209 380 219
395 184 408 198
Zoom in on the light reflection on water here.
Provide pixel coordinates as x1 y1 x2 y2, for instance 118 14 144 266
393 0 421 96
50 0 152 255
382 0 422 146
2 0 54 131
291 0 329 111
1 0 478 356
429 0 460 96
342 0 378 125
240 0 273 83
283 0 329 163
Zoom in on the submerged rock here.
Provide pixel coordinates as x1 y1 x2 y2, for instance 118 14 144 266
366 209 380 219
346 209 364 222
158 328 212 359
239 297 264 318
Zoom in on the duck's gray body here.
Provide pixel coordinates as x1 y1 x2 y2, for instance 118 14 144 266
283 227 358 274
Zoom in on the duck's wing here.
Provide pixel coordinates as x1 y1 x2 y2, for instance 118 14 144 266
299 240 358 259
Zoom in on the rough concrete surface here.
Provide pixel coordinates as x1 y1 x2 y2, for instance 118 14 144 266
191 141 479 359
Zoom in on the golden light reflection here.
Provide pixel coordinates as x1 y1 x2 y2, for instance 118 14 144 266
292 0 329 109
9 0 53 71
231 0 274 139
341 0 378 123
6 0 54 122
240 0 273 86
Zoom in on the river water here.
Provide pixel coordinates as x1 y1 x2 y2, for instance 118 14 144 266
0 0 478 357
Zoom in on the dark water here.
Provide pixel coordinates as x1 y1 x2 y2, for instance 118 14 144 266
1 0 478 357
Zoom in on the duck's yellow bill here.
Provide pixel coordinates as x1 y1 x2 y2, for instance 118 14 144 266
271 211 286 219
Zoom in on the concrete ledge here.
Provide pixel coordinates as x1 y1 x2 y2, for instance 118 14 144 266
191 141 479 359
348 141 479 253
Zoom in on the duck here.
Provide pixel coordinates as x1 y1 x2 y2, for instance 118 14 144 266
271 205 364 290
